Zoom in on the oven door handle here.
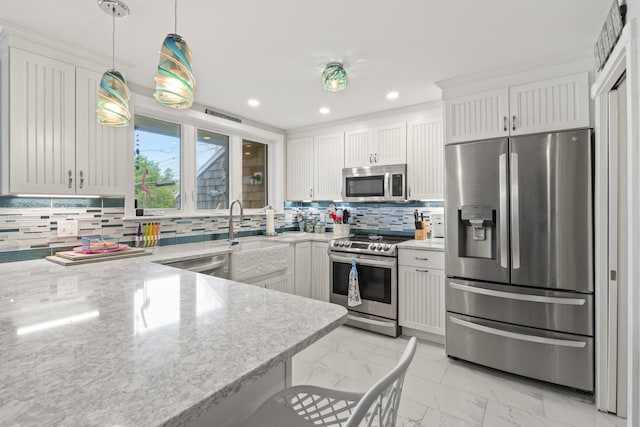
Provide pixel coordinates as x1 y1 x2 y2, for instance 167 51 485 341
329 253 397 268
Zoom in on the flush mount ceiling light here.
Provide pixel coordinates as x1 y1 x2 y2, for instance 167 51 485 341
96 0 131 127
322 62 347 92
153 0 196 109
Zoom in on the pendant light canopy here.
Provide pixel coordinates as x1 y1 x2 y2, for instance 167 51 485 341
322 62 347 92
96 0 131 127
154 0 196 109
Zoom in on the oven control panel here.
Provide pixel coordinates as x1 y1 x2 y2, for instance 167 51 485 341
330 240 395 254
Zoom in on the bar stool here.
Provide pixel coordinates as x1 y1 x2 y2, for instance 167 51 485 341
243 337 417 427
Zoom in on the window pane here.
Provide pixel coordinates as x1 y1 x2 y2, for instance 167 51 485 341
242 140 268 208
134 115 181 210
196 129 229 209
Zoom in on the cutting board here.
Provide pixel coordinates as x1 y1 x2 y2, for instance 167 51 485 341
46 248 150 266
54 246 147 261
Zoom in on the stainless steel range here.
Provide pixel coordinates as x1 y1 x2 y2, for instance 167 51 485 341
329 234 410 337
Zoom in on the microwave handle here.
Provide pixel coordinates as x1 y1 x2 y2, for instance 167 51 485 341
384 172 390 198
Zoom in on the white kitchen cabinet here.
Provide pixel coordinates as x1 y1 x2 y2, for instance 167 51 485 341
286 137 314 200
260 274 294 294
312 133 344 200
1 47 129 195
75 67 129 196
398 248 445 336
294 241 312 297
508 73 590 136
445 72 590 143
310 241 330 302
344 122 406 167
286 133 344 201
407 120 444 200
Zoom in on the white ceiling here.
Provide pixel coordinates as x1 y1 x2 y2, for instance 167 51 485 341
0 1 610 130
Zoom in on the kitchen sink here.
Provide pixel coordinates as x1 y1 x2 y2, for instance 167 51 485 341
230 240 289 282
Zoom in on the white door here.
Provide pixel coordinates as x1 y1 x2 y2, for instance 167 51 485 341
344 128 374 167
509 72 590 135
75 67 129 196
9 48 76 194
373 122 406 165
286 137 314 200
407 120 444 200
311 241 330 301
313 133 344 200
294 241 312 298
445 88 509 144
398 266 445 335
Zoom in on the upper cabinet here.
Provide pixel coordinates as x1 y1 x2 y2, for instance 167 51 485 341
445 72 590 144
344 122 406 167
407 119 444 200
286 132 344 200
1 47 129 195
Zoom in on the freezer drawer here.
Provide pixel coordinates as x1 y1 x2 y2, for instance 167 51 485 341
446 279 593 336
446 313 594 391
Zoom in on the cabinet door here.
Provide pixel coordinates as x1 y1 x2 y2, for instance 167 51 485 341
509 72 590 136
75 67 129 196
8 48 76 194
445 88 509 144
407 120 444 200
286 137 314 200
398 266 445 335
344 128 374 167
311 241 330 301
294 241 312 297
263 274 294 294
373 122 406 165
313 133 344 200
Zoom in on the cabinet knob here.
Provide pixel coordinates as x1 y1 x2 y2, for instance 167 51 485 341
369 154 373 163
503 116 507 132
309 188 313 198
67 170 73 189
374 153 378 162
408 186 411 197
79 171 84 189
512 115 516 131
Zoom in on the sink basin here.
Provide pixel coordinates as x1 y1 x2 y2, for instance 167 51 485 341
230 240 289 282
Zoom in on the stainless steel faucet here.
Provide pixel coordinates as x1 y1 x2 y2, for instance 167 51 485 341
228 199 244 241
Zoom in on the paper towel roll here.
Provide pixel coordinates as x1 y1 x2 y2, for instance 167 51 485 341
266 209 275 235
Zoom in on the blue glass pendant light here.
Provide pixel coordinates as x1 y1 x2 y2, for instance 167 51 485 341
322 62 347 92
154 0 196 109
96 0 131 127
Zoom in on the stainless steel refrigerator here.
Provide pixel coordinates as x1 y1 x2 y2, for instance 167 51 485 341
444 129 594 391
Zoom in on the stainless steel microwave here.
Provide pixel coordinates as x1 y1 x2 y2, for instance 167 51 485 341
342 164 406 202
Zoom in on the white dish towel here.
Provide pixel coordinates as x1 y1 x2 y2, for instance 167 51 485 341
348 259 362 307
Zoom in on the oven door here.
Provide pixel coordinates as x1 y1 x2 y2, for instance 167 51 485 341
329 252 397 320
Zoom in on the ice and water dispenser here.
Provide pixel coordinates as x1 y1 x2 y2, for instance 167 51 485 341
457 205 496 259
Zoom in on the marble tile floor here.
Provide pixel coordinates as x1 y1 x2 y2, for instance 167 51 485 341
292 326 627 427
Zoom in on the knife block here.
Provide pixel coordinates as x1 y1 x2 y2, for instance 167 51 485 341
414 228 427 240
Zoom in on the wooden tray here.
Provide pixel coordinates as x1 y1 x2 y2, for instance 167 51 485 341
55 246 146 261
46 249 150 266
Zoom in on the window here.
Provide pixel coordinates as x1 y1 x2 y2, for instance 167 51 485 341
134 115 181 210
242 140 268 208
196 129 229 209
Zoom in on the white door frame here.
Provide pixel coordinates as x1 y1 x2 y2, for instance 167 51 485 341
592 19 640 425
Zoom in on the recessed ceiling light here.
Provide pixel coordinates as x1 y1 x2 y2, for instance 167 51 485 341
386 91 399 100
319 107 330 114
248 99 260 107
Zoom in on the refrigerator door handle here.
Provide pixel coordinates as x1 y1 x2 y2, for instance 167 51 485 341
510 153 521 269
449 282 587 305
450 316 587 348
499 153 508 268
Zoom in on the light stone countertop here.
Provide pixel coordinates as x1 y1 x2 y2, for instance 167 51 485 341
0 238 347 426
397 237 445 251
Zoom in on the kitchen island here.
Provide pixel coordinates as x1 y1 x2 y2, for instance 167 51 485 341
0 241 347 426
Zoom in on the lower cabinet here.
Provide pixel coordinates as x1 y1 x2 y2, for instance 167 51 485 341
256 274 294 294
293 240 330 301
398 249 445 336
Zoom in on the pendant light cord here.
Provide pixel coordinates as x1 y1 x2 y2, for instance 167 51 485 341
111 6 116 70
174 0 178 34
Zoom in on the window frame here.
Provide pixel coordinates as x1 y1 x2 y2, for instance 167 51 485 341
126 95 285 218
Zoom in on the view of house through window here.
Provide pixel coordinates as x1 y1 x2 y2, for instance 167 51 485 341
242 140 267 208
134 115 181 210
196 129 229 209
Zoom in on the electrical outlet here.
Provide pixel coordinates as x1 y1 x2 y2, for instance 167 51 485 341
57 219 78 237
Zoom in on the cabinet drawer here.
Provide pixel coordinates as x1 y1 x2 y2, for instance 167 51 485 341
398 249 444 269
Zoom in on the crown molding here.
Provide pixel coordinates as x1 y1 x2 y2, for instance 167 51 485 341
435 47 593 90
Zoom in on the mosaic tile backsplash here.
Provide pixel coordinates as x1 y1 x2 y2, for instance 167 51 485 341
0 197 443 262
